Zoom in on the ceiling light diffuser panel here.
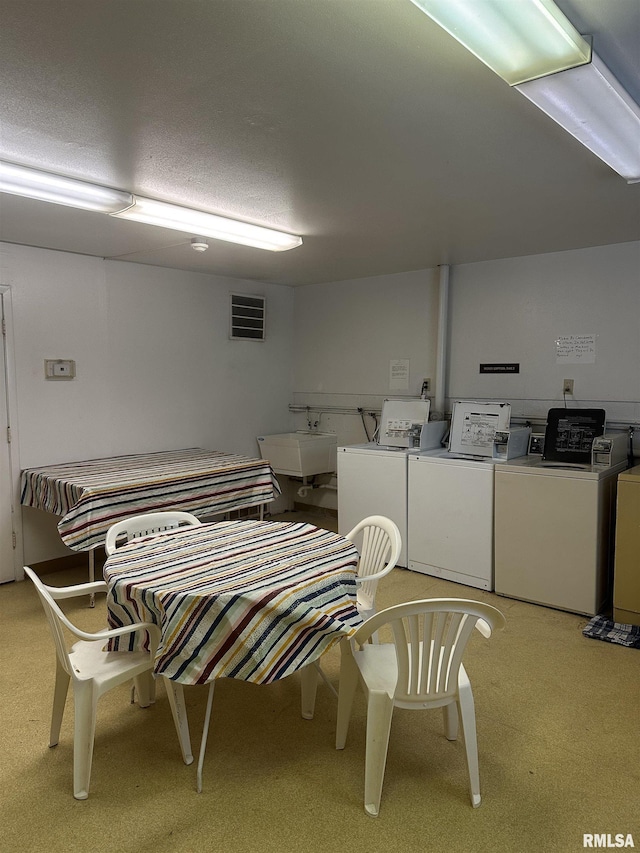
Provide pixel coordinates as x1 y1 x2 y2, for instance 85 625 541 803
0 161 303 250
0 161 134 212
516 54 640 183
408 0 592 85
111 196 303 251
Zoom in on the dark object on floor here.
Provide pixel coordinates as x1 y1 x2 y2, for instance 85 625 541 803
583 615 640 649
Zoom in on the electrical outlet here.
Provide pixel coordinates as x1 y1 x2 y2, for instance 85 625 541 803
563 378 574 395
421 378 431 396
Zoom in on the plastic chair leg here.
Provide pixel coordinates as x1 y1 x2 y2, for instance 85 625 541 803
443 700 459 741
300 664 319 720
196 682 215 793
458 681 481 808
72 681 98 800
50 661 70 747
335 640 360 749
133 671 156 708
163 679 194 765
363 690 395 817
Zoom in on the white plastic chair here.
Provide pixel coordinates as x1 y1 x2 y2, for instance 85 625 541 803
300 515 403 719
104 510 202 556
335 597 505 816
105 510 199 743
346 515 402 622
24 566 193 799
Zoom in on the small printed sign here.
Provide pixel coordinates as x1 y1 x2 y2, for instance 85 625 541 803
390 358 410 390
556 334 596 364
479 363 520 374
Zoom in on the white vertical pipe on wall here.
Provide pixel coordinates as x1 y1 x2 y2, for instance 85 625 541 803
434 264 450 419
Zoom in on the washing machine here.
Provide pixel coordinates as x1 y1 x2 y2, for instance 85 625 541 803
337 399 445 568
494 425 628 616
407 401 530 591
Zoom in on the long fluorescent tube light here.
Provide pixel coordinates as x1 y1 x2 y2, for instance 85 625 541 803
111 196 302 251
0 161 133 213
408 0 591 85
0 160 303 251
516 53 640 183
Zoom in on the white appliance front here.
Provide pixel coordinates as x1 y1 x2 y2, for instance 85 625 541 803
407 450 496 590
337 444 410 567
494 455 626 615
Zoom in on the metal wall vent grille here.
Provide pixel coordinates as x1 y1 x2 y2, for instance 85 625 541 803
230 293 265 340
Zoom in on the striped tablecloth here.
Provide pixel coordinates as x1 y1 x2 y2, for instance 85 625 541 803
104 520 362 686
20 448 280 552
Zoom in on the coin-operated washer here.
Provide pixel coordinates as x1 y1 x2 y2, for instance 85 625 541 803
407 401 531 591
494 408 629 616
337 399 447 568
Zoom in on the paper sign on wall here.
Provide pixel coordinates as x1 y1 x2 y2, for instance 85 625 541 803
556 334 596 364
390 358 410 390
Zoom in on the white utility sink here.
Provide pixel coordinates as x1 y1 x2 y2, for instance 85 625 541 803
257 431 337 477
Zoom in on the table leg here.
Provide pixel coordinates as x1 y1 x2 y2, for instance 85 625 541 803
88 549 95 608
164 680 194 766
300 663 318 719
197 683 215 793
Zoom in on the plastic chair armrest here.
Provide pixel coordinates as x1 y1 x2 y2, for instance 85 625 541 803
474 618 493 639
354 564 394 586
61 615 161 647
47 581 108 600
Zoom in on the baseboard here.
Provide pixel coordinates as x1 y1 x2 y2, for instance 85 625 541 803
31 549 105 576
293 502 338 519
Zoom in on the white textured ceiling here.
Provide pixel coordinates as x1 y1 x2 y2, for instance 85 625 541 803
0 0 638 286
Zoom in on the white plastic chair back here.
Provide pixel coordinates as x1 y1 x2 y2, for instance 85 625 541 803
302 515 402 717
357 598 504 709
345 515 402 619
105 511 202 556
336 597 505 816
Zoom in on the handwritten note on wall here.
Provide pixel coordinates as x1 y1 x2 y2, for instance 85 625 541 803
556 334 596 364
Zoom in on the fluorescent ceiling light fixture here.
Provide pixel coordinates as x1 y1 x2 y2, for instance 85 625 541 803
111 196 302 251
516 53 640 183
0 160 303 251
0 160 133 213
408 0 591 85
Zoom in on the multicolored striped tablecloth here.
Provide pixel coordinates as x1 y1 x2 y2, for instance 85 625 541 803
20 448 280 552
104 520 362 686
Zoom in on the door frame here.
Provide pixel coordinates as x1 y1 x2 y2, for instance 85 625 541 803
0 285 24 581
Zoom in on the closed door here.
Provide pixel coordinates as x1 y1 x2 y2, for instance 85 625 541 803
0 290 16 582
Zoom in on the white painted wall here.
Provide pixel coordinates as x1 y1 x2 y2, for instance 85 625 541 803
5 238 639 556
291 241 640 511
292 268 440 443
1 243 294 562
446 241 640 427
291 268 440 510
